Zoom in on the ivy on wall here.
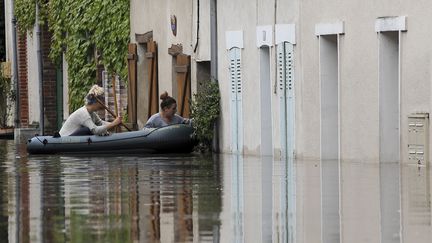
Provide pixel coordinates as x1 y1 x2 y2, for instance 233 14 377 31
15 0 130 112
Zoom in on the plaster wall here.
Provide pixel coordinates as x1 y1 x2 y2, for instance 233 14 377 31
297 0 432 162
130 0 210 126
4 0 13 62
131 0 432 161
218 0 299 155
26 30 40 125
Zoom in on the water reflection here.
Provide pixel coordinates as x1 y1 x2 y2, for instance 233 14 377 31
0 140 431 242
380 162 401 243
321 159 340 243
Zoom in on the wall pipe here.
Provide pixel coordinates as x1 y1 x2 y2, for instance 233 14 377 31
11 0 20 128
193 0 200 53
210 0 217 82
210 0 219 152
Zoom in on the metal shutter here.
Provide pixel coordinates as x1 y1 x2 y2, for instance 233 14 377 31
229 48 243 153
277 42 295 158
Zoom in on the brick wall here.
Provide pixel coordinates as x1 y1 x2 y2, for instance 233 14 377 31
41 24 57 134
17 30 29 127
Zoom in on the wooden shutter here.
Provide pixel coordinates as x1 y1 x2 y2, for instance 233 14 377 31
146 39 159 118
127 43 138 128
175 54 191 118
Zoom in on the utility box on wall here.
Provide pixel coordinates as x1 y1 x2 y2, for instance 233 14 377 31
408 113 429 165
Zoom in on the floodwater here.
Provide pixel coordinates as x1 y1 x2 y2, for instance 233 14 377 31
0 140 431 243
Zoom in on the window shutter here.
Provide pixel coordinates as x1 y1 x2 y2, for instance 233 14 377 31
229 48 243 153
277 42 295 158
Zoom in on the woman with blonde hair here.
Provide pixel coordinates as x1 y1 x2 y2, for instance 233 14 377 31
145 91 190 128
59 85 122 136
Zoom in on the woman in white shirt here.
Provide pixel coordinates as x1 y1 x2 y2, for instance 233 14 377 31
59 85 122 136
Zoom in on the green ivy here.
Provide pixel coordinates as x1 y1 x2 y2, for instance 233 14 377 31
0 69 14 128
15 0 130 112
14 0 36 34
190 81 220 152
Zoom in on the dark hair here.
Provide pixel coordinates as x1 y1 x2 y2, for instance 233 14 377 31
160 91 176 110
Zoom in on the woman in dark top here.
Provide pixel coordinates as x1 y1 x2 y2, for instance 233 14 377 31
145 91 190 128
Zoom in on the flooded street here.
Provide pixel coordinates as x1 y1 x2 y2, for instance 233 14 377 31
0 139 431 243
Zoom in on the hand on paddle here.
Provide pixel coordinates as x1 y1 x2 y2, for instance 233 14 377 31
106 116 123 131
113 116 123 126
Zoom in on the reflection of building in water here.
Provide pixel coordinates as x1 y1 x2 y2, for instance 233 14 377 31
143 160 195 242
41 157 64 241
221 155 297 243
18 154 30 243
5 151 222 242
402 165 431 242
0 142 13 241
136 157 222 242
273 157 296 243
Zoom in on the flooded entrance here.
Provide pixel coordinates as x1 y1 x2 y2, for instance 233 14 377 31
0 140 431 242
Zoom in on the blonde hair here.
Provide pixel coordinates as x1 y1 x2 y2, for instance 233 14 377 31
85 85 105 105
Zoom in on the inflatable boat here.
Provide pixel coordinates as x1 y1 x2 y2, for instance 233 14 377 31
27 124 196 154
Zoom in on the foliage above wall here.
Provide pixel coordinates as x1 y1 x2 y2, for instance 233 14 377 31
190 81 220 152
15 0 130 112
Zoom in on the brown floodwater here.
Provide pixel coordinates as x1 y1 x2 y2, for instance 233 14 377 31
0 139 431 243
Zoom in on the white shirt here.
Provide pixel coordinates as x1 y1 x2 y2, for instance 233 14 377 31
59 106 109 136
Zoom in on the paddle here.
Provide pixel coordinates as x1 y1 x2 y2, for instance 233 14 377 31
94 96 132 132
112 75 120 133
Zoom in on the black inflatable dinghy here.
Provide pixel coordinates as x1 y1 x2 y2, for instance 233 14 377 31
27 124 195 154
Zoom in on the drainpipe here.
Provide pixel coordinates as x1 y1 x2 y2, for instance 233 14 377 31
210 0 217 82
36 3 44 135
193 0 200 53
210 0 219 152
11 0 20 128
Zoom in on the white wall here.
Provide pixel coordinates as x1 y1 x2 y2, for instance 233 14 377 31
4 0 13 62
27 30 40 125
319 35 339 160
296 0 432 162
379 31 399 163
129 0 432 161
130 0 211 127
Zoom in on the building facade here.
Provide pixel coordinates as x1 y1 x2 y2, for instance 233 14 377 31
214 0 431 163
4 0 431 163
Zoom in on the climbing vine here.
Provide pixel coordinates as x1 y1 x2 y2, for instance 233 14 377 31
15 0 130 112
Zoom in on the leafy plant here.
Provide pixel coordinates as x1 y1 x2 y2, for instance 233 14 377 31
0 69 14 128
15 0 130 112
190 81 220 152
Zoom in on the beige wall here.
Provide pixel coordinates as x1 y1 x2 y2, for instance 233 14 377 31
216 0 432 162
130 0 211 127
298 0 432 162
27 30 41 125
4 0 13 62
130 0 432 161
218 0 300 156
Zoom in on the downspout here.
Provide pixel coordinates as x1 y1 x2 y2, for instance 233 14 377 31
193 0 200 53
36 3 44 135
210 0 219 152
11 0 19 128
210 0 217 82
